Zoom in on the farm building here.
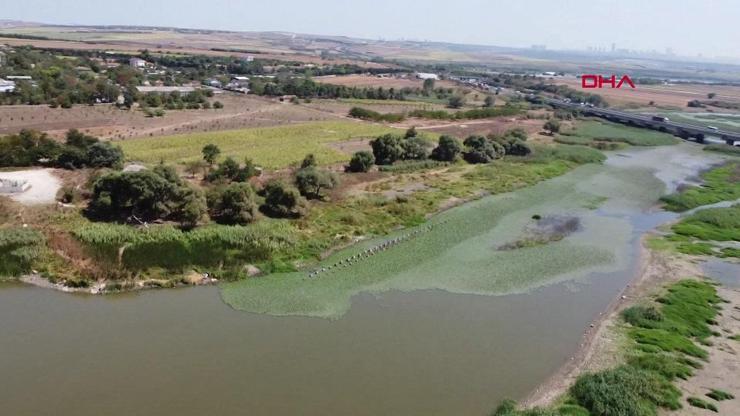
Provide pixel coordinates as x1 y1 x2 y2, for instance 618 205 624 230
129 57 149 68
0 178 30 193
415 72 439 80
136 86 197 94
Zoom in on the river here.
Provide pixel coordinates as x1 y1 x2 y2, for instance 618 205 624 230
0 143 728 416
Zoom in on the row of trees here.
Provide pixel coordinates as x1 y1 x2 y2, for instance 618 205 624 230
0 129 123 169
344 127 532 172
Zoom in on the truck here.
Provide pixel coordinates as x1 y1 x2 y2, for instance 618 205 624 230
651 115 670 122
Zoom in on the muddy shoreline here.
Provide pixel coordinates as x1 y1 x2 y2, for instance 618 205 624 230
522 232 709 408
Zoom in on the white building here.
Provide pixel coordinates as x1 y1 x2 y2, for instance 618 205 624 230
245 55 255 62
415 72 439 80
129 57 148 68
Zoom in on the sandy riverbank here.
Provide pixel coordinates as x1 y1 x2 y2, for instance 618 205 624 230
523 234 740 413
523 233 703 407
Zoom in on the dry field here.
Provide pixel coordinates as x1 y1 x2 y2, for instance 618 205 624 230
314 74 456 89
0 36 390 68
557 76 740 109
0 94 344 140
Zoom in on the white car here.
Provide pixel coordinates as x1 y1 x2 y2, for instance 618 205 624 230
707 126 718 130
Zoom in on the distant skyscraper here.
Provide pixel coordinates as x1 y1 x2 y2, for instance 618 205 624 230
611 43 616 53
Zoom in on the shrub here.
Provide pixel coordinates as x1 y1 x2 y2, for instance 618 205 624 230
401 135 431 160
348 107 405 122
370 134 404 165
207 183 258 225
571 365 681 416
463 135 504 163
431 135 462 161
261 181 307 218
347 151 375 172
295 166 338 199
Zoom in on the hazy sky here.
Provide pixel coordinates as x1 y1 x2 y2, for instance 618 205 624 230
3 0 739 58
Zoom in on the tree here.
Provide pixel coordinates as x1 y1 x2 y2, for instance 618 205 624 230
86 142 124 169
261 181 307 218
484 95 495 108
431 135 462 161
87 168 187 222
448 95 466 109
404 126 418 139
207 183 258 225
506 139 532 156
504 128 528 141
213 101 224 109
370 134 404 165
176 187 207 229
463 135 504 164
65 129 98 148
301 153 317 169
543 120 561 135
422 78 435 94
207 157 257 183
707 92 716 99
202 144 221 166
295 166 338 199
401 136 430 160
347 151 375 172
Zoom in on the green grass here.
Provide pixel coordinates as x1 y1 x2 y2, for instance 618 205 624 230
704 144 740 156
529 144 606 164
0 227 45 277
661 162 740 212
706 388 734 401
119 121 400 168
558 120 677 147
672 205 740 241
687 397 718 412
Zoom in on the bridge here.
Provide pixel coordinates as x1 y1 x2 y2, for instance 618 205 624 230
542 97 740 146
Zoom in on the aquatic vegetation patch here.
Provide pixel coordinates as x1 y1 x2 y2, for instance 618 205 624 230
706 388 734 401
222 162 649 318
687 397 718 412
660 162 740 212
497 215 580 251
559 120 677 147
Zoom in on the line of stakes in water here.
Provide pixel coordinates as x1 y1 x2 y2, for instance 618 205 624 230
307 219 450 278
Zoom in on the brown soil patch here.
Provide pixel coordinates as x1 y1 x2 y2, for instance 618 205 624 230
557 76 740 109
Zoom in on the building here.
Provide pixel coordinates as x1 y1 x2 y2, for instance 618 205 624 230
129 57 149 68
415 72 439 81
245 55 255 62
0 78 15 93
135 86 197 94
0 50 6 66
225 76 250 93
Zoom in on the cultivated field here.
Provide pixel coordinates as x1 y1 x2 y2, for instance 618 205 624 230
0 94 342 140
119 120 399 168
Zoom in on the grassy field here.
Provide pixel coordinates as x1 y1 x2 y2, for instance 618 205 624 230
119 121 400 168
557 120 677 147
660 162 740 212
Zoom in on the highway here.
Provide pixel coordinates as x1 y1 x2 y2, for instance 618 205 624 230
542 97 740 145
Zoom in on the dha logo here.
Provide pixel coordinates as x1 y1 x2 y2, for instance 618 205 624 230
581 74 636 89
